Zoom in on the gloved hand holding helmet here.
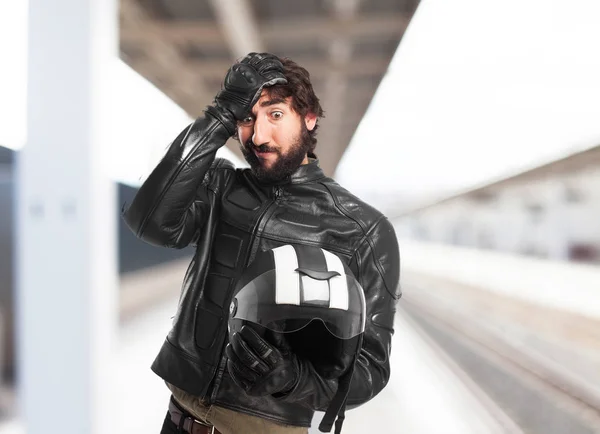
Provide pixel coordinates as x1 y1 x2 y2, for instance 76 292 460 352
226 324 299 397
207 52 288 135
227 244 367 433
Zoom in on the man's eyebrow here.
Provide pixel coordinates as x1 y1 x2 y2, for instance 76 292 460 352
259 98 287 107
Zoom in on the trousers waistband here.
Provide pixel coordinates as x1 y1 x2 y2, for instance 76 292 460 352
168 396 218 434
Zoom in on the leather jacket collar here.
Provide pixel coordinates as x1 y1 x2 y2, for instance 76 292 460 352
289 158 325 184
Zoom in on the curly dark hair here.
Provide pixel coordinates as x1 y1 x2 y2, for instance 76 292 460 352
262 56 325 153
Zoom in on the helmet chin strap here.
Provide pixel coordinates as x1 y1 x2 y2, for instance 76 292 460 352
318 333 364 434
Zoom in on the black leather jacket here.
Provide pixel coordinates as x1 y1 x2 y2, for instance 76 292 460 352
123 112 401 428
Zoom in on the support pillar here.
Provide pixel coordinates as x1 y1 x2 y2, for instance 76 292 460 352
17 0 118 432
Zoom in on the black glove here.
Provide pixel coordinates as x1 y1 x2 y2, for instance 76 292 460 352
226 325 299 397
208 52 287 134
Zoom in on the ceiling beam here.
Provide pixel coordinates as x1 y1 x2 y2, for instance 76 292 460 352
207 0 265 59
262 13 409 44
154 54 392 81
120 0 210 106
120 13 410 47
316 0 362 177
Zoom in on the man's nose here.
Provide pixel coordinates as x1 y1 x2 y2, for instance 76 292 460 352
252 118 271 146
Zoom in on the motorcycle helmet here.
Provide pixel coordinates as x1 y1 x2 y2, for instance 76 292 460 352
228 244 366 433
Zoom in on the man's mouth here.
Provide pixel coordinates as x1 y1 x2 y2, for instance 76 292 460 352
253 148 276 159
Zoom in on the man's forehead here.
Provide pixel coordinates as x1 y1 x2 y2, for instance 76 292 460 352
255 90 292 108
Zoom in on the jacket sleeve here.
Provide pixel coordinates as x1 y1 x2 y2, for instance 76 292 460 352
345 216 400 406
276 216 401 410
122 109 234 249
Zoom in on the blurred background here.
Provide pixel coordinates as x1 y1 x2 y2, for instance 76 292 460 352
1 0 600 433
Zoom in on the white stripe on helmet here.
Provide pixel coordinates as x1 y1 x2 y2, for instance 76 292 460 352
273 245 350 311
322 249 349 310
272 245 301 305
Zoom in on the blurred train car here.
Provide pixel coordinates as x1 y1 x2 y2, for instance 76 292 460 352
395 144 600 264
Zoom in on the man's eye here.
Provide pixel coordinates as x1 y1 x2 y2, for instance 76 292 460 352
271 111 283 119
239 117 254 126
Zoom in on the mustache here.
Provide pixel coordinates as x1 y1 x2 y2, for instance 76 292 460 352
244 140 278 153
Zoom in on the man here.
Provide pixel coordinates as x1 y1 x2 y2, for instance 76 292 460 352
123 53 400 434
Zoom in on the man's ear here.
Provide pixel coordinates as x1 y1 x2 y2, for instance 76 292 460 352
304 113 317 131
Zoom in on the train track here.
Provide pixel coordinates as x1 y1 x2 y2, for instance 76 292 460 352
401 284 600 434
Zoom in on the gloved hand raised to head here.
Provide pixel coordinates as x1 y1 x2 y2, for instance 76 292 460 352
226 325 299 397
206 52 288 135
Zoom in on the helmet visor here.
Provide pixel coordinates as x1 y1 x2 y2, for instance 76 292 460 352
230 270 366 339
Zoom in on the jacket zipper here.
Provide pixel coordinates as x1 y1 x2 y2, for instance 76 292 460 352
244 185 282 268
207 185 282 404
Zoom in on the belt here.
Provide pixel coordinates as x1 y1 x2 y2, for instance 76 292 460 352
168 397 217 434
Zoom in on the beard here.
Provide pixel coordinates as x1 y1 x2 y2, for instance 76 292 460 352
240 123 312 184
